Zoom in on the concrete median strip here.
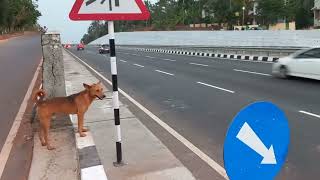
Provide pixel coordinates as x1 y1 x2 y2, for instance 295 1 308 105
131 48 279 63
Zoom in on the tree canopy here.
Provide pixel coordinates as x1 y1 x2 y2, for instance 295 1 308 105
0 0 41 34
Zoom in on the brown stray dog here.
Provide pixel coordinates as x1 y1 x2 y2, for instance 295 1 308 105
33 82 106 150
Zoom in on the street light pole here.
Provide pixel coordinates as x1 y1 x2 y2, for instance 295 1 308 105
242 6 245 26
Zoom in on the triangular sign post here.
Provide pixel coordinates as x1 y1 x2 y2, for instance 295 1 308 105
69 0 150 21
69 0 150 167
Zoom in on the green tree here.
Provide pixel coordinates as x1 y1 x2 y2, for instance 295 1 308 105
81 21 108 44
256 0 286 27
0 0 9 32
294 0 314 29
0 0 40 33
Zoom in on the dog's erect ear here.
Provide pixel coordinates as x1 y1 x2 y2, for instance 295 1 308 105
83 83 91 90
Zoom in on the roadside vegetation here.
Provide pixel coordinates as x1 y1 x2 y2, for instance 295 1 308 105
0 0 41 34
81 0 315 44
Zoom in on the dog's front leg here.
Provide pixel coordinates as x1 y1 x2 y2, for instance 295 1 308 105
77 113 87 137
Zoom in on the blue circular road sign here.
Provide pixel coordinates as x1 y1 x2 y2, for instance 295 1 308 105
224 102 290 180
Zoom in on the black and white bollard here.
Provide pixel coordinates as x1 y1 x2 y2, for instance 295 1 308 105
108 21 123 166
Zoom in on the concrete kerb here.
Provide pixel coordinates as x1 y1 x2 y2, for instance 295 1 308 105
64 49 197 180
128 47 279 63
62 50 108 180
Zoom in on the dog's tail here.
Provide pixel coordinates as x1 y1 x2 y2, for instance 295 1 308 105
33 90 46 104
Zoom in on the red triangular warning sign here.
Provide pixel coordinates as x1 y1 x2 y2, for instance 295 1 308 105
69 0 150 21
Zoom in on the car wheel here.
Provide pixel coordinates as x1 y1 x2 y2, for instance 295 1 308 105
279 66 288 79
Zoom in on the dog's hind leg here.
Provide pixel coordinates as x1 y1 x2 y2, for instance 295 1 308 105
39 123 46 146
43 118 55 150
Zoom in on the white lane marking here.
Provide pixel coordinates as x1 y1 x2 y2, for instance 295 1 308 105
133 63 144 68
66 50 228 179
155 70 175 76
120 60 127 62
162 58 176 62
145 56 156 59
132 54 139 56
189 62 209 67
0 59 42 178
197 82 235 94
118 52 130 55
233 69 271 76
299 111 320 119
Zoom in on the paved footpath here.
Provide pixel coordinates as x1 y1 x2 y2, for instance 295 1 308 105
63 50 196 180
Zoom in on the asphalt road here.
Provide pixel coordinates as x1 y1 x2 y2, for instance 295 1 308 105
69 46 320 180
0 35 42 151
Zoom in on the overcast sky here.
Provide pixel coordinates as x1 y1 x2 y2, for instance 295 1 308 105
38 0 158 43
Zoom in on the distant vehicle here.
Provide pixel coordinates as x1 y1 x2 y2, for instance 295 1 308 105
99 44 110 54
64 44 71 49
77 43 85 51
272 48 320 80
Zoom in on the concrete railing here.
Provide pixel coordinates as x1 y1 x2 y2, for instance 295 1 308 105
90 30 320 48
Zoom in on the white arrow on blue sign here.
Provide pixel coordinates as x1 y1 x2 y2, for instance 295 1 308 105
224 102 290 180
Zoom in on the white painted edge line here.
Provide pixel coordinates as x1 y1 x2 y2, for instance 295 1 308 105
233 69 272 76
299 111 320 119
155 70 175 76
120 59 127 62
67 50 228 179
0 58 42 179
81 165 108 180
189 62 209 67
133 63 144 68
197 82 235 94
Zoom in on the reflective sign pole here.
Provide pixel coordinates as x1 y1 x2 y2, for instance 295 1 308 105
108 21 123 166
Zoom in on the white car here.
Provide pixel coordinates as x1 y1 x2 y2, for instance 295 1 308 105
272 48 320 80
